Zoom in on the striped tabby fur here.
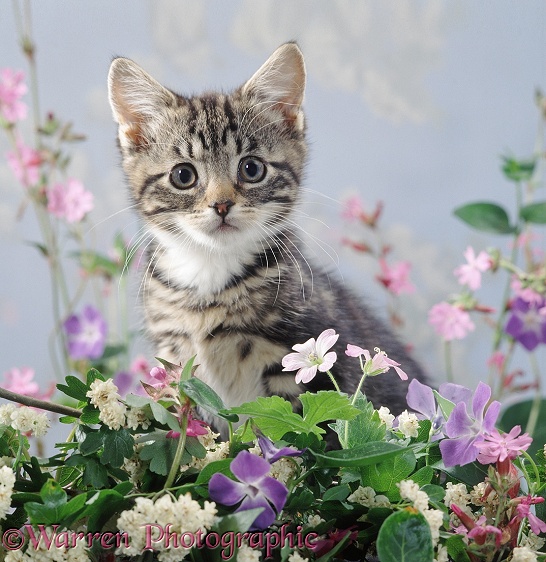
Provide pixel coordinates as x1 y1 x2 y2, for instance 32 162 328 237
108 43 425 433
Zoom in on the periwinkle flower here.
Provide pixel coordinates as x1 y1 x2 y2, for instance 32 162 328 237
209 451 288 530
63 305 107 360
505 296 546 351
257 435 302 463
439 382 500 467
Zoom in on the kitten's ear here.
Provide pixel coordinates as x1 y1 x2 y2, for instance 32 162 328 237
242 42 306 128
108 58 177 150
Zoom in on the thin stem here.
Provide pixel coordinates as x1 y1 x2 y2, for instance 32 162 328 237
519 450 541 495
164 413 188 490
326 370 341 393
525 354 542 438
352 373 367 405
0 386 81 418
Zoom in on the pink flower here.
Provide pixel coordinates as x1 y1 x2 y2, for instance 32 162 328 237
6 138 42 187
475 426 532 465
454 246 491 291
487 351 505 372
341 195 365 221
47 178 94 223
130 355 150 376
345 344 408 380
166 412 209 439
428 302 475 341
0 68 27 123
2 366 39 396
282 329 338 384
512 496 546 536
376 259 415 296
511 277 544 305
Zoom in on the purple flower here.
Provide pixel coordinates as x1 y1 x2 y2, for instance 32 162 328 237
63 305 107 360
505 296 546 351
113 371 134 396
257 435 302 463
439 382 501 467
208 451 289 530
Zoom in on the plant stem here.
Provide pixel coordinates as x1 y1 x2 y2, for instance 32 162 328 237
164 413 188 490
525 353 542 438
326 370 341 393
0 386 81 417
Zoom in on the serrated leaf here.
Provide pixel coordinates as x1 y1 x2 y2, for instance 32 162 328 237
361 450 417 500
86 368 104 386
79 405 101 425
56 375 89 401
333 393 384 448
101 429 134 467
314 441 407 468
454 202 515 234
446 534 472 562
181 377 237 422
376 509 433 562
520 201 546 224
80 431 104 456
140 437 179 476
229 396 311 440
65 454 109 488
300 390 360 429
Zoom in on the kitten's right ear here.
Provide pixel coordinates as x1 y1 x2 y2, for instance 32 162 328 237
108 58 176 150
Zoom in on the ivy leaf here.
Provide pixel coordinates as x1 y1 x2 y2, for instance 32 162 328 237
361 450 417 500
101 429 134 468
376 509 434 562
520 201 546 225
453 202 515 234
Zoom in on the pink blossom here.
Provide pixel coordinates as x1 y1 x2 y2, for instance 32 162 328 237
428 302 475 341
454 246 491 291
282 329 338 384
0 68 27 123
47 178 94 223
345 344 408 380
376 259 415 296
341 195 365 221
511 277 544 305
475 426 532 465
6 138 42 187
487 351 505 372
130 355 150 376
512 496 546 536
2 366 39 396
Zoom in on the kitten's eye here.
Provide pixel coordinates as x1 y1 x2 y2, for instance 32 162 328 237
170 163 198 189
238 156 266 183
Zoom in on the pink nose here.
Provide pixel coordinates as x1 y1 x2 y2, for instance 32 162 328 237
212 200 234 218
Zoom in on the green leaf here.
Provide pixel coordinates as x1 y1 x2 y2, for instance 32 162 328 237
376 509 434 562
300 390 360 430
80 431 104 456
361 450 417 500
421 484 446 504
56 375 88 401
140 437 179 476
185 436 207 460
433 390 456 420
323 484 350 502
65 454 109 488
446 534 472 562
453 202 515 234
101 429 134 467
215 508 264 535
520 201 546 225
82 488 132 533
73 250 120 278
229 396 311 440
195 459 234 485
149 401 181 432
432 459 488 487
502 156 536 182
86 368 105 387
80 405 101 425
332 393 384 448
410 466 434 488
181 377 238 422
314 441 407 468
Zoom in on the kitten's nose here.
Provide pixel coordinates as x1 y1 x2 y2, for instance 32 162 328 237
211 200 234 218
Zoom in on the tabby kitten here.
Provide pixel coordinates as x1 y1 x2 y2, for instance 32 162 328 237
108 43 425 432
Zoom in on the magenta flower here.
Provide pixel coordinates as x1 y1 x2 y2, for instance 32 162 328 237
282 329 338 384
439 382 501 467
345 345 408 380
376 259 415 296
166 412 209 439
454 246 491 291
47 178 94 223
428 302 475 341
512 496 546 536
505 296 546 351
6 138 42 187
474 426 532 465
1 366 39 396
511 278 544 305
63 305 107 360
257 435 302 463
0 68 27 123
209 451 289 530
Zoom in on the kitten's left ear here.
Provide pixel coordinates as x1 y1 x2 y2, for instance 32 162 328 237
242 42 306 128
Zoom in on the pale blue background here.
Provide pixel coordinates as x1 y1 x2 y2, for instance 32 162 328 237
0 1 545 399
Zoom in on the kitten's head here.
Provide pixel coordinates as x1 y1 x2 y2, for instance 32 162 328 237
108 43 306 252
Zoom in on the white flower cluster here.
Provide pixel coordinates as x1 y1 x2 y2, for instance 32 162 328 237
125 406 152 431
288 552 309 562
397 410 420 438
238 543 262 562
184 431 229 471
4 527 89 562
348 486 390 508
444 482 470 509
0 465 16 521
397 480 444 551
377 406 395 429
86 379 126 430
520 532 545 552
0 404 50 437
270 457 302 486
512 546 538 562
116 493 217 562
